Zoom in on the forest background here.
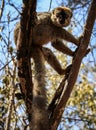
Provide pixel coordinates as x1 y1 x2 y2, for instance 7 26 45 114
0 0 96 130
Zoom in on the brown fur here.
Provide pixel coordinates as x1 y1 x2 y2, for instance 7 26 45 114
30 47 49 130
14 6 79 75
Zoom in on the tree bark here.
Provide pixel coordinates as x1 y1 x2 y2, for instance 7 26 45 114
16 0 37 122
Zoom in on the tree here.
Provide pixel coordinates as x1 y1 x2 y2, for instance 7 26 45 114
0 0 96 130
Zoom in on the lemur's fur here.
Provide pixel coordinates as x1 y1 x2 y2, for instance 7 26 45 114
14 6 80 75
30 47 49 130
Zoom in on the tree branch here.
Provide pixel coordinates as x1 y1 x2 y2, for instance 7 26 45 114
0 0 5 21
16 0 37 122
49 0 96 129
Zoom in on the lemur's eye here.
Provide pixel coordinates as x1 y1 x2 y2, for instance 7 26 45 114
65 14 69 19
56 13 60 17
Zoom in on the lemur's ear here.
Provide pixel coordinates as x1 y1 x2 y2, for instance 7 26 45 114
70 11 73 18
52 9 55 14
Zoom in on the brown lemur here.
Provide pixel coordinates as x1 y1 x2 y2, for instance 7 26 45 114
14 6 80 130
14 6 80 75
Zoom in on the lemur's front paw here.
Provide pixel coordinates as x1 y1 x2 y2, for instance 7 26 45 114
73 47 90 58
58 64 72 75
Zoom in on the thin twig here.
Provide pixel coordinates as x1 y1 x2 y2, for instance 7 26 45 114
48 0 52 12
0 56 16 71
0 0 5 21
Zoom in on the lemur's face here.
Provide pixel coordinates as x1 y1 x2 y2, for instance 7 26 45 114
51 7 72 27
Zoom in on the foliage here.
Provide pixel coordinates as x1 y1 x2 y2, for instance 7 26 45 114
66 73 96 130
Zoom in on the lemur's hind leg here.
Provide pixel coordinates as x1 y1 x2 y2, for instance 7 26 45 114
42 47 71 75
